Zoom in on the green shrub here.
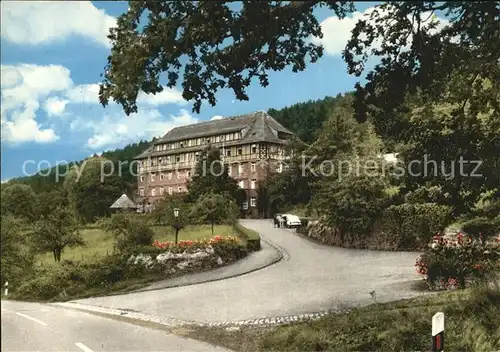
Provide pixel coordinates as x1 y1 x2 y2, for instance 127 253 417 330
462 217 500 238
378 203 452 249
234 223 261 251
101 213 155 251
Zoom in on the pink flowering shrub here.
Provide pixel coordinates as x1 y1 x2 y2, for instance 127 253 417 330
415 232 500 290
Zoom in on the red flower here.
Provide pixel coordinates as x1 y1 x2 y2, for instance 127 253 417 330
474 264 482 270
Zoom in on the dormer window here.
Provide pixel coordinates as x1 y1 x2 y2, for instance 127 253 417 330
180 141 184 148
251 144 257 154
206 138 210 144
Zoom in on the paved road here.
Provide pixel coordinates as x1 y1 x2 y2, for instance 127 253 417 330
69 220 424 323
1 300 229 351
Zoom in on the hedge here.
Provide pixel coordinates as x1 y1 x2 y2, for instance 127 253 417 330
375 203 453 250
234 223 261 251
461 216 500 238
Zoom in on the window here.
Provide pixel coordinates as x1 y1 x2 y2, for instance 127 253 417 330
251 144 257 154
151 173 156 182
251 179 256 189
216 136 220 143
158 157 162 164
237 147 242 155
168 187 172 195
168 172 172 180
226 149 231 157
166 156 171 163
251 162 256 172
250 197 257 207
176 171 180 179
242 201 248 210
151 188 156 196
178 186 182 192
228 165 232 176
160 187 164 195
140 175 144 182
160 173 164 180
206 138 211 144
238 180 245 188
176 155 180 163
180 141 184 148
238 164 244 174
187 171 191 178
163 144 167 151
139 188 144 196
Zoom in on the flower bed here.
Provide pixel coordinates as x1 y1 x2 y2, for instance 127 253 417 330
128 235 247 276
415 232 500 290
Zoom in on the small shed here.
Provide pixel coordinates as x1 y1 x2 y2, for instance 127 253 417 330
110 193 138 212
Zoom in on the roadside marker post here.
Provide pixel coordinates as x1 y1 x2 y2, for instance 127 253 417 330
432 312 445 352
4 281 8 296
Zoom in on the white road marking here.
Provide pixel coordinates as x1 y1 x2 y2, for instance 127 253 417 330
75 342 94 352
15 312 48 326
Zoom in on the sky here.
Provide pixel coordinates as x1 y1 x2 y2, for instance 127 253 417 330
0 1 386 181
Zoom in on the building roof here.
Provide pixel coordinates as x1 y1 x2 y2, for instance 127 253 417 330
134 111 294 159
110 193 138 209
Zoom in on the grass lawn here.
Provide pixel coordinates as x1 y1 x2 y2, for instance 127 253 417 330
38 224 236 265
179 285 500 352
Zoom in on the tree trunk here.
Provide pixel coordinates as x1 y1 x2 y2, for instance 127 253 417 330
53 250 57 262
211 221 214 236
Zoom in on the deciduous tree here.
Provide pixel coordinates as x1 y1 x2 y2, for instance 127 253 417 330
31 207 84 262
99 1 355 114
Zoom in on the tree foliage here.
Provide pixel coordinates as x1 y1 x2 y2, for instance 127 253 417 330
99 1 355 114
101 213 155 251
31 207 84 262
63 157 123 223
1 183 38 221
192 192 239 235
0 216 35 286
187 147 244 203
268 93 353 144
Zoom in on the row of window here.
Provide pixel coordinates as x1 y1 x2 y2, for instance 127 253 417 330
143 144 287 168
139 162 274 183
242 198 257 209
140 170 192 183
153 132 243 152
139 186 185 197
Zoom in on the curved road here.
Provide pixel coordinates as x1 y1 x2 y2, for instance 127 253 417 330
68 220 424 324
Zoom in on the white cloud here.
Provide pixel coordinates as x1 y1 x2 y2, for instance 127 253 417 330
65 84 188 106
211 115 224 121
1 63 189 145
313 6 449 56
73 108 198 150
43 97 69 117
0 1 116 47
1 64 73 144
65 84 101 104
138 89 188 106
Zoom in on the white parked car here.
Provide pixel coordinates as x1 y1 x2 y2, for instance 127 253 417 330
282 214 302 228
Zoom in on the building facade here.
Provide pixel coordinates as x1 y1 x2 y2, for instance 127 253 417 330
133 111 295 218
